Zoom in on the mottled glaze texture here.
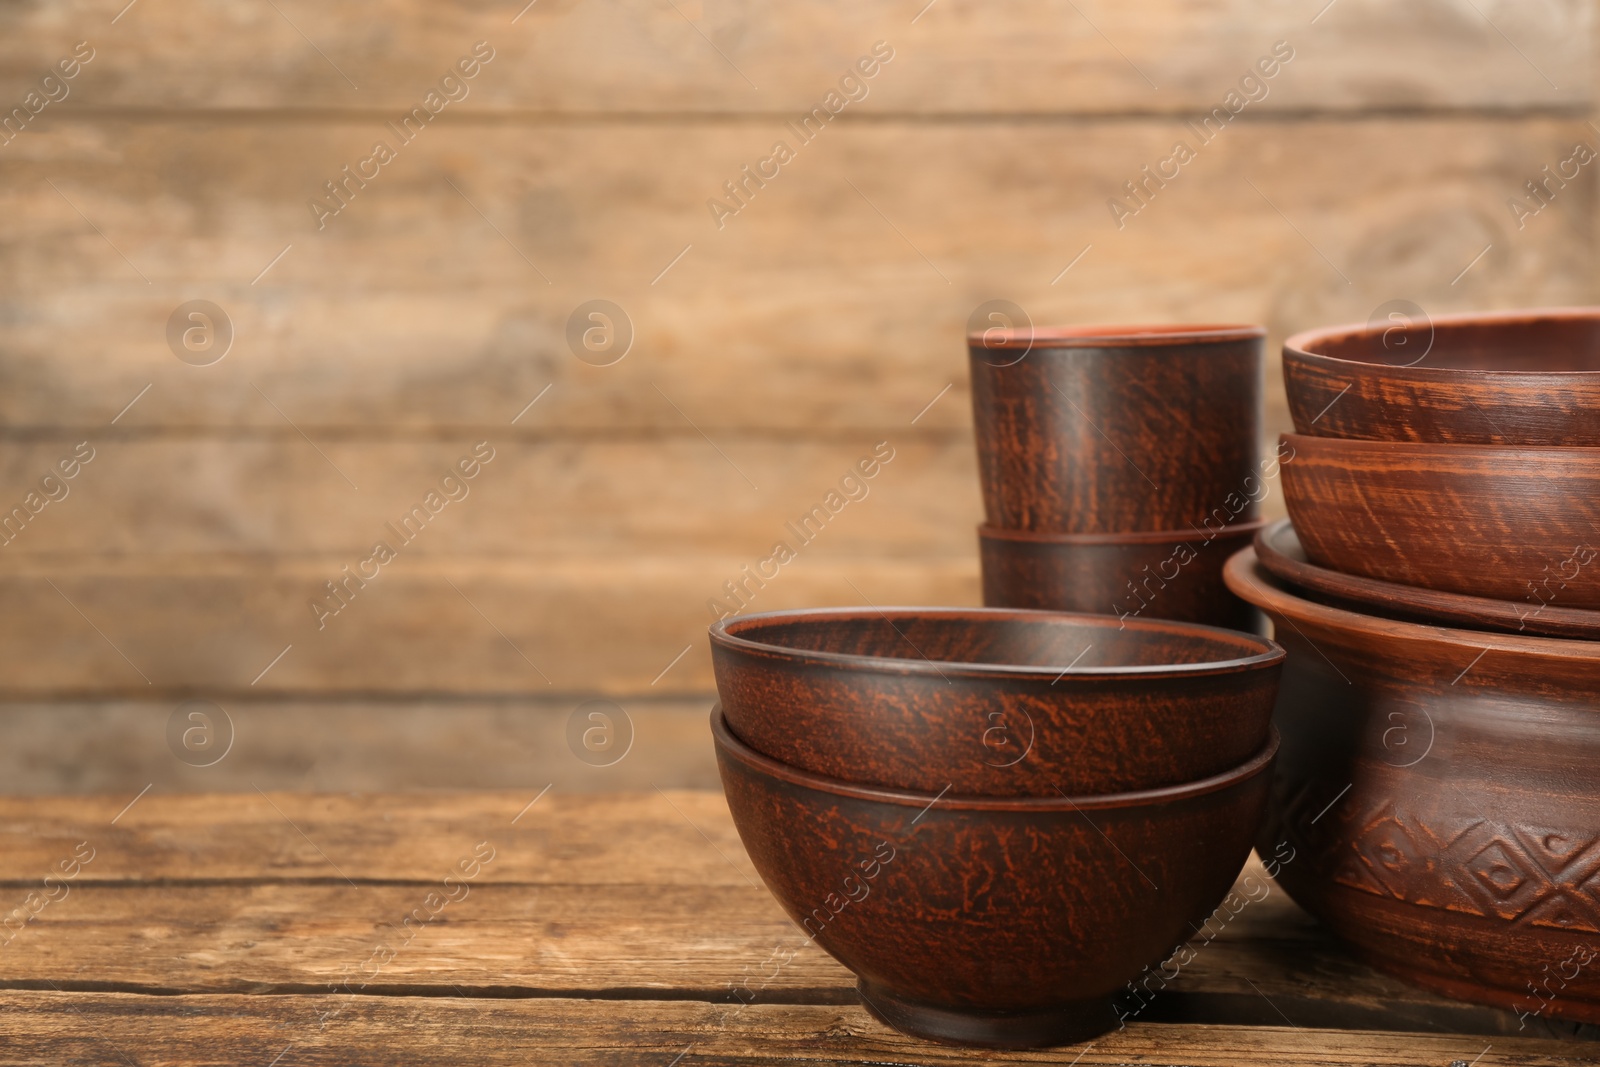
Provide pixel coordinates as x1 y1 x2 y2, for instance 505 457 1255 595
1280 433 1600 609
713 708 1276 1048
1285 307 1600 446
1226 549 1600 1024
710 607 1282 797
1256 519 1600 640
980 521 1264 633
969 324 1265 533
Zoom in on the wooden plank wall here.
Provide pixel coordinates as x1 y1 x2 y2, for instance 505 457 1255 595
0 0 1594 792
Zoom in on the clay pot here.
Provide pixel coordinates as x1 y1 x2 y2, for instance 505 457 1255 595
1256 519 1600 640
1285 307 1600 446
1280 433 1600 609
713 707 1277 1048
969 323 1265 533
710 606 1282 797
1224 547 1600 1024
980 520 1265 633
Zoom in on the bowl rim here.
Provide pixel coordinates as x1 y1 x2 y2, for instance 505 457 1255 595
1255 518 1600 638
1224 546 1600 662
1280 430 1600 460
708 605 1283 680
712 705 1280 811
969 322 1265 350
978 517 1268 546
1284 305 1600 379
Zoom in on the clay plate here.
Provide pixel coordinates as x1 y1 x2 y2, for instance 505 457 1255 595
1256 518 1600 640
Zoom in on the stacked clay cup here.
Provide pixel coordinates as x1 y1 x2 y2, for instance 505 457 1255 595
708 606 1284 1047
1227 307 1600 1024
969 323 1270 631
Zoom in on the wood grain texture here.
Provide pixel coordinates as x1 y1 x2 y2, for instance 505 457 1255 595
0 994 1591 1067
0 698 724 795
0 117 1589 433
0 789 1578 1041
0 0 1588 113
0 437 978 557
0 556 978 696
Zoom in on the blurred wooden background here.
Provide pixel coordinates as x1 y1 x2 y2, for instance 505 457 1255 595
0 0 1593 793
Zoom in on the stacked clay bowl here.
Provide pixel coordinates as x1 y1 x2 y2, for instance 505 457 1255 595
709 606 1284 1047
1246 306 1600 1023
969 323 1269 632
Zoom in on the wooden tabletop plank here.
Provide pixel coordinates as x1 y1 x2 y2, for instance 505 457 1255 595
0 791 1581 1040
0 993 1589 1067
0 790 761 886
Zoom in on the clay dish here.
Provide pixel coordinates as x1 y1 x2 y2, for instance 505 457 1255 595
1225 547 1600 1024
710 606 1281 797
1280 432 1600 609
1256 518 1600 640
714 707 1277 1047
1285 307 1600 445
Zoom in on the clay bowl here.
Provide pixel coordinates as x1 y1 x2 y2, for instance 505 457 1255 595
1279 432 1600 609
1285 307 1600 446
1225 547 1600 1024
1256 518 1600 640
714 707 1277 1047
969 323 1265 533
980 519 1266 633
710 606 1282 797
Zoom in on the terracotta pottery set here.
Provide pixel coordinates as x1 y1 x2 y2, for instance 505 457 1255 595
969 323 1269 633
708 307 1600 1048
1236 307 1600 1025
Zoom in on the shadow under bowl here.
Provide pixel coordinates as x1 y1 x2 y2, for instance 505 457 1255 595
713 707 1277 1048
1224 546 1600 1023
710 605 1281 797
1279 432 1600 609
1284 306 1600 446
969 322 1265 533
980 520 1266 633
1256 518 1600 640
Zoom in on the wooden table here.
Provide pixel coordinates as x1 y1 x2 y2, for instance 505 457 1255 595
0 789 1595 1065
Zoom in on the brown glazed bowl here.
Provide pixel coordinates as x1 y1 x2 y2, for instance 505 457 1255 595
710 606 1282 797
1256 518 1600 640
714 708 1277 1047
1225 548 1600 1024
1285 307 1600 446
1280 433 1600 608
969 323 1265 533
980 519 1266 633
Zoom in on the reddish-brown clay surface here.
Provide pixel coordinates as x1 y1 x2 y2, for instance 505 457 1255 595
1225 547 1600 1025
1256 519 1600 640
980 520 1265 633
1285 307 1600 446
1279 433 1600 608
713 707 1276 1048
710 606 1282 797
969 324 1265 533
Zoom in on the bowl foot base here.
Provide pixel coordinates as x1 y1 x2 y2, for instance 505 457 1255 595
857 980 1116 1048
